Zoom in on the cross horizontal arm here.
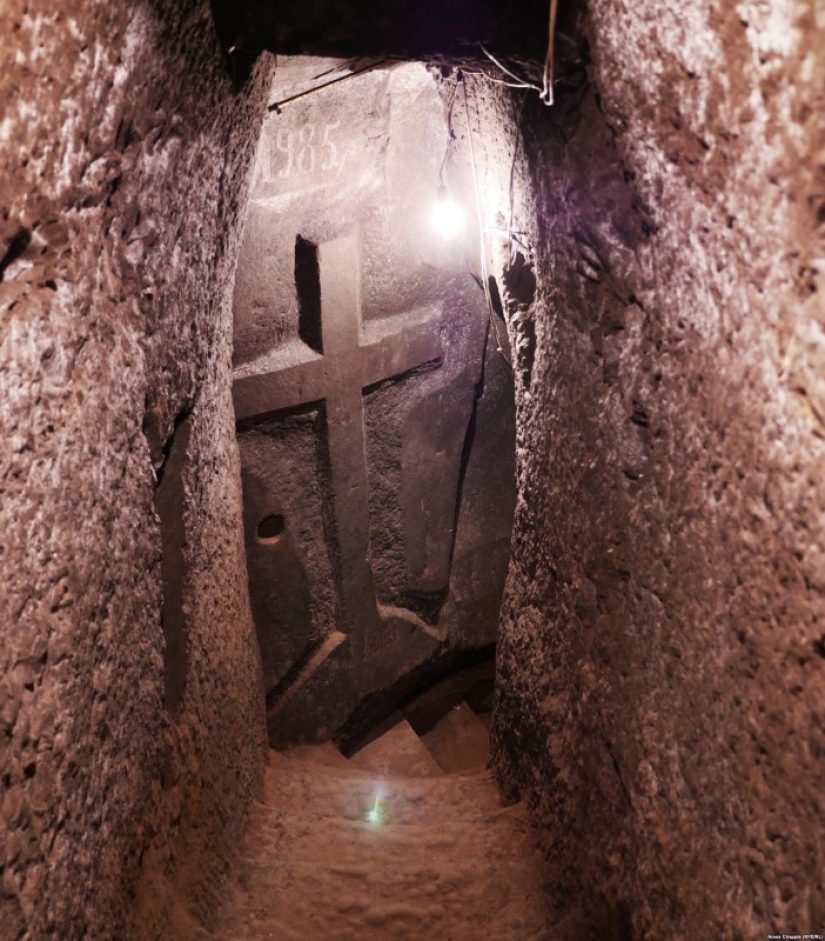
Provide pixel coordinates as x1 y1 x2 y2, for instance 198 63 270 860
233 352 327 421
360 318 443 390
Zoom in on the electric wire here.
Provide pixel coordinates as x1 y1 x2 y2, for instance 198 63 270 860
479 44 542 95
479 0 558 107
464 67 535 90
508 91 530 264
439 80 459 186
268 60 389 112
460 75 513 371
541 0 559 105
481 76 534 89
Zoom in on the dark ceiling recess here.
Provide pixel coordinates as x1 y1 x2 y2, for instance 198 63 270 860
209 0 259 85
210 0 553 69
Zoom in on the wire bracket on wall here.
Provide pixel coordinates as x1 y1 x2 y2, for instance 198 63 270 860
541 0 559 105
478 0 558 106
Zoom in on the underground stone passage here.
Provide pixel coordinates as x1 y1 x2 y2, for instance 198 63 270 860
4 2 825 940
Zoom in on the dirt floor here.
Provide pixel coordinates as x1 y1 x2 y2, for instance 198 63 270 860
204 696 552 940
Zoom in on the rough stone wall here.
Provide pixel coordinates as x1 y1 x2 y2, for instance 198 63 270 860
0 3 270 938
492 0 825 937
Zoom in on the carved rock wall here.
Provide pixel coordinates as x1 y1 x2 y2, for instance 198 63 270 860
0 3 270 938
493 1 825 937
233 63 517 744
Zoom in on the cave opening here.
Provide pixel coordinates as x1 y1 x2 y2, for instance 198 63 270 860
231 56 520 752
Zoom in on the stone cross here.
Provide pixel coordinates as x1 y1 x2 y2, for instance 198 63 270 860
234 231 444 734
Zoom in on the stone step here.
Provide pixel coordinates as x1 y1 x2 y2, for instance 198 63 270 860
281 740 353 771
348 713 444 778
208 722 553 941
420 700 491 773
400 660 496 735
263 754 504 824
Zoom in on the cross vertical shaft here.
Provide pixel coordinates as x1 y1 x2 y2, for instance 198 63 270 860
234 229 446 738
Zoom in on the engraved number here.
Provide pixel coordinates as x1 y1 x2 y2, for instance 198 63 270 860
296 124 316 173
275 127 293 180
266 122 340 181
321 122 340 171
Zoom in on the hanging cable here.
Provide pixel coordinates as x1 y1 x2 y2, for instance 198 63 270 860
479 74 534 90
541 0 559 105
479 44 542 95
479 0 558 106
463 66 535 90
460 75 513 370
438 79 459 186
508 91 530 264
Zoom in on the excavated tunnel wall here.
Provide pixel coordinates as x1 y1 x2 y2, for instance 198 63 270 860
493 1 825 938
1 3 271 938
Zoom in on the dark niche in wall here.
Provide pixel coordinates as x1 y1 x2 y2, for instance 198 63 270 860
151 409 194 718
257 512 287 542
295 235 324 355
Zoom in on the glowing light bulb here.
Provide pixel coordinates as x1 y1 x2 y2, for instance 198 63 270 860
432 186 464 237
365 793 385 825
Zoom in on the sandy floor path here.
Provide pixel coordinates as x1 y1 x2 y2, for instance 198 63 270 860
205 740 552 940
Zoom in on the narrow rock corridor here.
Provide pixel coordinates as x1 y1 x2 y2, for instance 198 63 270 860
3 2 825 939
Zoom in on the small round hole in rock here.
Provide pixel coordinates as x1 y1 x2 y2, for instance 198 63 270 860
257 514 286 543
